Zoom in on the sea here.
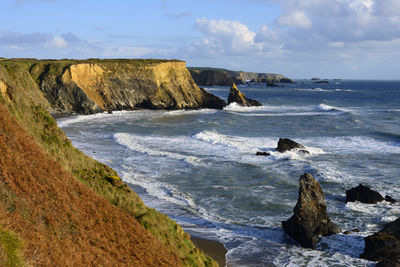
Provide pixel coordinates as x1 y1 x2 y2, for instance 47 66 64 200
58 80 400 266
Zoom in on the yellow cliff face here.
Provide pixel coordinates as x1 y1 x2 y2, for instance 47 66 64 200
62 63 106 109
25 59 226 115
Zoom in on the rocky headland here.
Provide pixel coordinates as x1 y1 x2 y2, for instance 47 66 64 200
2 58 226 117
188 67 293 86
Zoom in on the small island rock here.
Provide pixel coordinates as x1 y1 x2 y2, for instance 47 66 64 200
228 83 262 107
345 184 384 204
276 138 308 153
361 217 400 265
256 151 270 156
282 173 340 249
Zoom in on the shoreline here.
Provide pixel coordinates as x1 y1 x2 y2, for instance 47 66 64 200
190 235 227 267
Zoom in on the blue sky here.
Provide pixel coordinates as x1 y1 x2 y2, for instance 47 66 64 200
1 0 400 79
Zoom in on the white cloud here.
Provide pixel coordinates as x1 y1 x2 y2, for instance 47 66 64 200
47 36 67 49
194 17 258 54
276 10 312 29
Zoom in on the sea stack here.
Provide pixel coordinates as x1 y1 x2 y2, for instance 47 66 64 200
227 83 262 107
282 173 340 249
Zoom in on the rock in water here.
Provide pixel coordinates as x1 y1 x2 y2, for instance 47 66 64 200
345 184 384 204
276 138 307 153
361 217 400 264
385 195 397 204
227 83 262 107
256 151 270 156
282 173 340 249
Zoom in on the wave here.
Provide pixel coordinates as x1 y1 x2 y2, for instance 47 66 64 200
294 88 353 92
162 109 219 117
114 133 202 165
193 130 324 160
223 103 349 117
316 103 348 114
57 110 159 127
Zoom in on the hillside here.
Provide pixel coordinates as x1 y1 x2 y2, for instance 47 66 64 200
188 67 293 86
0 59 218 266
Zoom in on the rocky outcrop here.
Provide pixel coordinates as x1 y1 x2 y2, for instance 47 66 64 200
228 83 261 107
361 217 400 265
188 69 233 86
345 184 384 204
276 138 308 153
188 67 292 86
282 173 340 249
25 59 227 116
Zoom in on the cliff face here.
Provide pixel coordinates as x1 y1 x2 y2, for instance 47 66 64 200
0 59 218 266
189 67 293 86
22 59 225 115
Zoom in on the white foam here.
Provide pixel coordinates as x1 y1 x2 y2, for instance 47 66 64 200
121 170 196 207
162 109 219 117
114 132 202 165
310 136 400 154
294 88 353 92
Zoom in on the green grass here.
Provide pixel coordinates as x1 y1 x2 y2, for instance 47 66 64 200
0 225 24 267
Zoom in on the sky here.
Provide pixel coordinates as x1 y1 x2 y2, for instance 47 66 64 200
1 0 399 79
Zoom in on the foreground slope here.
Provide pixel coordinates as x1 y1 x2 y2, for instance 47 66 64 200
0 102 181 266
0 59 217 266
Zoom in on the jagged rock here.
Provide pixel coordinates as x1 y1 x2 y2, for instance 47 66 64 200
256 151 270 156
361 218 400 263
385 195 397 204
276 138 308 153
343 229 360 235
227 83 262 107
282 173 340 249
345 184 384 204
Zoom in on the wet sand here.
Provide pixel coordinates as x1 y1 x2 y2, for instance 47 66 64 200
191 236 227 267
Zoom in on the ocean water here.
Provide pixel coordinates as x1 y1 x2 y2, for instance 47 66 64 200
58 80 400 266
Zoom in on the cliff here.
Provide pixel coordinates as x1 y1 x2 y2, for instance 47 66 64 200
0 59 218 266
2 58 225 116
188 67 293 86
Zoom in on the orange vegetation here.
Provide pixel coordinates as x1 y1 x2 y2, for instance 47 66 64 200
0 102 182 266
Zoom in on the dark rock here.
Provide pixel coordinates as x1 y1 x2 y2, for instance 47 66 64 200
345 184 384 204
199 88 227 109
361 217 400 263
376 258 400 267
276 138 307 153
279 78 294 83
256 151 270 156
107 110 113 114
313 80 329 84
189 69 233 86
282 173 340 249
227 83 262 107
385 195 397 204
343 229 360 235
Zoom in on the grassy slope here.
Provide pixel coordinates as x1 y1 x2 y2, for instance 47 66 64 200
0 60 217 266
